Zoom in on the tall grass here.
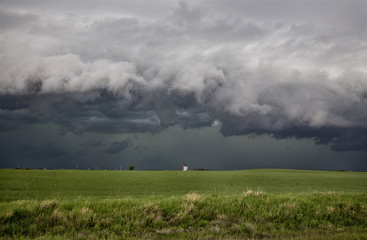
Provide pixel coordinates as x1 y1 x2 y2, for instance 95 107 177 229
1 192 366 239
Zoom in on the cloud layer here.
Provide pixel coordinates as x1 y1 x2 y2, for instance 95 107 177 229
1 0 367 151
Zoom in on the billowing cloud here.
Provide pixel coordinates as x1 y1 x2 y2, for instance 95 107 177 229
1 0 367 151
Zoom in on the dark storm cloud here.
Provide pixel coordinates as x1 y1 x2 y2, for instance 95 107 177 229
103 139 132 154
21 143 69 159
134 145 148 151
84 140 105 148
9 143 81 168
1 0 367 151
222 126 367 153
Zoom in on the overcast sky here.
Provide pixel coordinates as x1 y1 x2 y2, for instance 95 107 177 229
1 0 367 170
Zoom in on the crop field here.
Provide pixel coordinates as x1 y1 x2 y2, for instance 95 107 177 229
0 169 367 239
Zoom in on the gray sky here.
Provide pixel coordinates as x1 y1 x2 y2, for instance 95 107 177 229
1 0 367 170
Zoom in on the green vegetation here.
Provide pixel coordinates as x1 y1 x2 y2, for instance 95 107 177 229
1 192 366 239
0 169 366 239
0 169 366 201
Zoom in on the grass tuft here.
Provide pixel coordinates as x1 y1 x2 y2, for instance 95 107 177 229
242 189 265 197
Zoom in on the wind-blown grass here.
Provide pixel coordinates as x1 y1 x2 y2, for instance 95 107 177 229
1 192 366 239
1 169 366 239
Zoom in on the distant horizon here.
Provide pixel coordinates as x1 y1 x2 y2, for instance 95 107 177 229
3 167 366 173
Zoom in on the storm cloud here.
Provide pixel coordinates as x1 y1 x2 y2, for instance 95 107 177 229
103 139 132 154
1 0 367 153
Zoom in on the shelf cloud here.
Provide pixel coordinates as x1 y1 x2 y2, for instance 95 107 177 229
1 0 367 152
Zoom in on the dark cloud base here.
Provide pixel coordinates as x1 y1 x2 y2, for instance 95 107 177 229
1 89 367 152
1 124 367 171
221 125 367 152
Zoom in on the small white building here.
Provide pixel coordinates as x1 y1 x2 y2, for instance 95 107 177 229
183 163 188 171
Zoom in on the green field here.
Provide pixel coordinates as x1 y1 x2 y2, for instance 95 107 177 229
1 169 366 201
1 169 367 239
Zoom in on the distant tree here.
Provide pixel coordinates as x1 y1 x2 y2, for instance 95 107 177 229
129 165 135 171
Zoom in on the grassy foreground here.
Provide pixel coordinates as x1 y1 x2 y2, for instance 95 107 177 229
0 169 366 239
1 192 367 239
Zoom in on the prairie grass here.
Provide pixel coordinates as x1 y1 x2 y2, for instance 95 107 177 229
1 192 366 239
1 169 366 239
1 169 366 201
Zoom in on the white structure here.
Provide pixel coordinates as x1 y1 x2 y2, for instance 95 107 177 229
183 163 188 171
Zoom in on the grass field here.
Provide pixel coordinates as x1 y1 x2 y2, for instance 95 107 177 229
1 169 366 201
0 169 366 239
